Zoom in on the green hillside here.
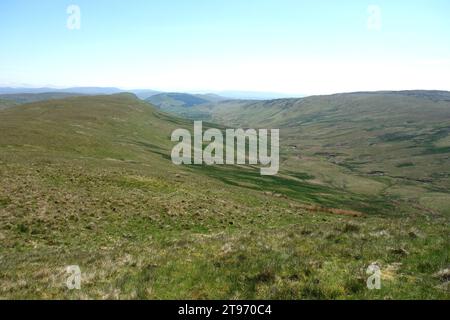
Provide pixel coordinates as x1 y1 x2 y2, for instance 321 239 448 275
0 94 448 299
146 92 227 119
168 91 450 215
0 99 18 110
0 92 87 107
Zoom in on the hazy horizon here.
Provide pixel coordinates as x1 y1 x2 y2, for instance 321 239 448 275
2 85 450 100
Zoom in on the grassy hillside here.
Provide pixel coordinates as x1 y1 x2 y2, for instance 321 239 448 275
0 99 18 110
0 94 448 299
146 93 227 119
169 91 450 215
0 93 87 106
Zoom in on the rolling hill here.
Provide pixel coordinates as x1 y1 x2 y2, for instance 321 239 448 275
0 93 448 299
0 87 161 100
0 92 87 106
145 93 227 119
161 91 450 215
0 99 18 110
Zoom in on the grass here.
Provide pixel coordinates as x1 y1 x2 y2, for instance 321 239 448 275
0 94 448 299
174 91 450 213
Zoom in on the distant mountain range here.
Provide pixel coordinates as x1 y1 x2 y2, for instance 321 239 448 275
0 87 232 113
215 90 303 100
0 92 86 103
0 87 300 101
0 87 162 100
0 87 122 95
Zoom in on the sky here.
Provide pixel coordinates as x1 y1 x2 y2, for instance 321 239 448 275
1 0 450 95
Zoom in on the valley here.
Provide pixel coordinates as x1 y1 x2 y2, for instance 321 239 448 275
0 92 448 299
156 91 450 215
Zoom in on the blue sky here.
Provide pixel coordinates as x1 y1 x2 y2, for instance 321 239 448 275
1 0 449 95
